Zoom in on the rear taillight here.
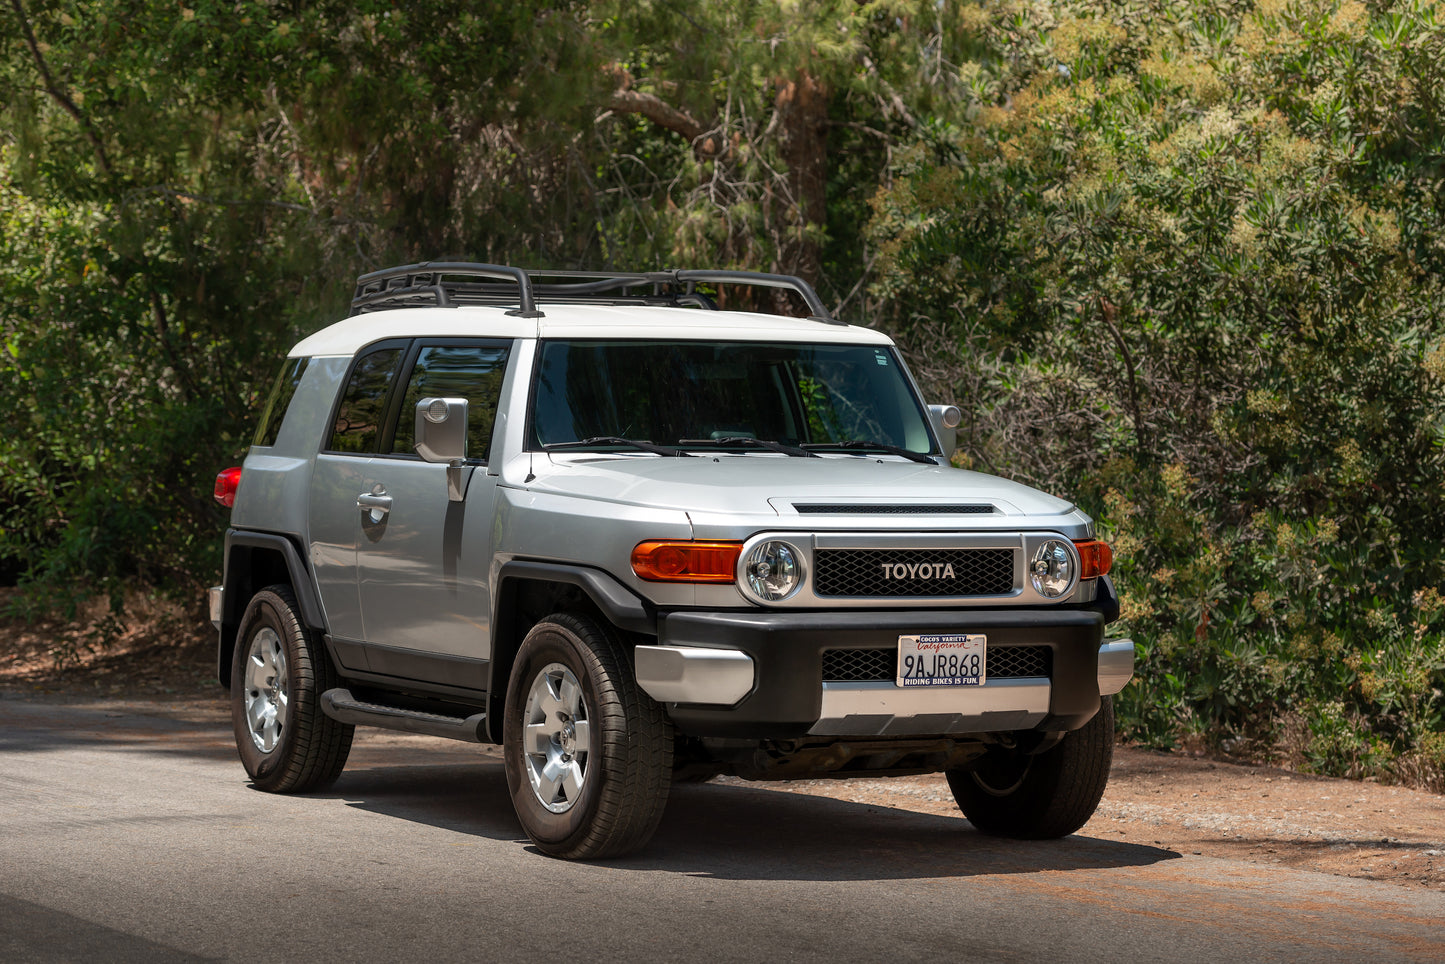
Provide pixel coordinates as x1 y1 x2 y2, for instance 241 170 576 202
214 466 242 508
1074 539 1113 579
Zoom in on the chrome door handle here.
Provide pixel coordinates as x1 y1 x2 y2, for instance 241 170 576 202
357 491 392 523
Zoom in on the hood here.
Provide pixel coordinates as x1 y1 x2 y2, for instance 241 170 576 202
527 453 1077 521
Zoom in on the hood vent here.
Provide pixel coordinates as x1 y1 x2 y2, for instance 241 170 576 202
792 503 995 515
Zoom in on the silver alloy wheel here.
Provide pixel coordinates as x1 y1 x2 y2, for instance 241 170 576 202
244 627 288 753
521 662 593 814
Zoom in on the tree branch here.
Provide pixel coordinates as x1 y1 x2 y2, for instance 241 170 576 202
1097 296 1148 456
606 89 707 143
9 0 112 177
603 68 728 159
126 185 317 214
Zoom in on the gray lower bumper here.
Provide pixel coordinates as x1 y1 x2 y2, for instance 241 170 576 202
653 608 1111 739
804 637 1134 737
635 645 755 705
810 677 1050 736
1097 637 1134 695
640 636 1134 739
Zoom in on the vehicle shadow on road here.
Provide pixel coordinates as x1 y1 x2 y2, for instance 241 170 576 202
328 759 1181 882
647 782 1182 881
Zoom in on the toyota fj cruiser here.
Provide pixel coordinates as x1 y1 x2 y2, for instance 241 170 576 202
210 263 1133 859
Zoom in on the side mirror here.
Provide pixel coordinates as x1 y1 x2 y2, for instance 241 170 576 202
929 404 962 460
415 397 470 501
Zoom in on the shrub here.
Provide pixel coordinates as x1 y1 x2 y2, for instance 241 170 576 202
870 0 1445 786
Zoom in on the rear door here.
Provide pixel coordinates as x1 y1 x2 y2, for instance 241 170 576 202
309 341 409 652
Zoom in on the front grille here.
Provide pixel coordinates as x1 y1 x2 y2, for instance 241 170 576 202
821 646 1052 682
814 547 1015 597
987 646 1053 679
793 504 995 515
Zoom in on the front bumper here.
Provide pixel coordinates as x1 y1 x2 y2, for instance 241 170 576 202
643 608 1128 739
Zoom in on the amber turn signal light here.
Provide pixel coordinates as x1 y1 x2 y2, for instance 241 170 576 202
631 541 742 583
1073 539 1113 579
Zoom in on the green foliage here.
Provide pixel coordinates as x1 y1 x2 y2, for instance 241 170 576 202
585 1 976 298
0 0 1002 612
870 0 1445 783
3 0 1444 787
0 0 598 605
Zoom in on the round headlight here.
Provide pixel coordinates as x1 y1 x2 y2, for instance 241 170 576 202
1029 540 1076 598
743 541 801 601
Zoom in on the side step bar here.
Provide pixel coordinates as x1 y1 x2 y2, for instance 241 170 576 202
320 688 487 743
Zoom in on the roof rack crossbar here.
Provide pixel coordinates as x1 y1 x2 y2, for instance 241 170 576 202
349 263 837 324
527 274 670 298
352 261 541 317
378 290 691 310
351 285 454 312
672 269 837 324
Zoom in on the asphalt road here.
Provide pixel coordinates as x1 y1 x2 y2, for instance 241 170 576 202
2 696 1442 963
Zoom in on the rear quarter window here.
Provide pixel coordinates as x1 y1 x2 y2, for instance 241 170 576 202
328 346 405 453
253 356 310 448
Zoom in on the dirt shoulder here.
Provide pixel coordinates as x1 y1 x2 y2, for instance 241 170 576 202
3 592 1442 892
754 750 1445 893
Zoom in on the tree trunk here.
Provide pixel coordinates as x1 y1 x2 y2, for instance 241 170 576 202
774 71 829 293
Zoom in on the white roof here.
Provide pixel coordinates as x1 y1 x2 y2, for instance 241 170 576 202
288 303 894 357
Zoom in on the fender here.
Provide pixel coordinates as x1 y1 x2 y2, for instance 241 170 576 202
491 559 656 637
216 529 326 687
484 560 656 742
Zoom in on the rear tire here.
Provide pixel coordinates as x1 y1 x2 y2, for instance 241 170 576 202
231 585 353 793
947 696 1114 839
503 613 673 859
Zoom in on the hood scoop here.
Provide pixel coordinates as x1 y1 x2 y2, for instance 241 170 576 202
792 503 995 515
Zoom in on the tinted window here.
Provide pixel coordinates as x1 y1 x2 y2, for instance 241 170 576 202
532 341 934 453
253 356 309 447
329 347 404 453
391 344 510 460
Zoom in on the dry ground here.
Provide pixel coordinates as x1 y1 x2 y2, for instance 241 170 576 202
2 588 1442 892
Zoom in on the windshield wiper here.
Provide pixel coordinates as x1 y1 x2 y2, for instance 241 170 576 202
801 440 936 464
679 437 820 458
544 437 695 457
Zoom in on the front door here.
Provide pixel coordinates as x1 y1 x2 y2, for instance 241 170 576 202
310 339 512 693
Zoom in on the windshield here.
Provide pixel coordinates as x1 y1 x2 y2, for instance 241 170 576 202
531 340 936 454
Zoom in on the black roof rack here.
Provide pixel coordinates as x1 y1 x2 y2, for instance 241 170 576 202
349 262 841 325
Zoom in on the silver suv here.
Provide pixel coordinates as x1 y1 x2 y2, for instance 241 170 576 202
209 263 1133 859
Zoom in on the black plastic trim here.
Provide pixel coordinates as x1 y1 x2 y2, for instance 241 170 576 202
216 529 327 687
321 688 486 742
494 560 656 636
483 560 656 743
225 530 325 627
326 665 494 702
323 634 489 693
655 608 1106 739
1095 574 1121 623
1063 575 1121 624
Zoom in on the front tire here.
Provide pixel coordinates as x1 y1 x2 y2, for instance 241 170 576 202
231 585 354 793
947 696 1114 839
503 613 673 859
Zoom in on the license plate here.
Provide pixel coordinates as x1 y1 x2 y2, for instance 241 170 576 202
896 634 986 687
